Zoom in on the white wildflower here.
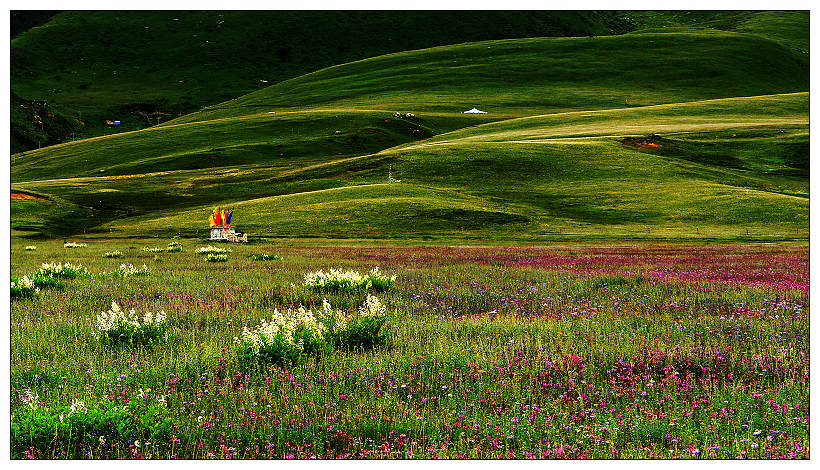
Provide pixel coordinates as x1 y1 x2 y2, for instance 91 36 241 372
359 294 386 318
20 389 40 410
195 245 231 254
69 398 87 414
63 242 88 248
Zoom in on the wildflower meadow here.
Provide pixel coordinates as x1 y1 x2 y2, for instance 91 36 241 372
9 241 809 459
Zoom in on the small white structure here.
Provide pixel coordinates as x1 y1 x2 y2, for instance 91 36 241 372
463 108 487 114
210 227 247 242
210 227 234 240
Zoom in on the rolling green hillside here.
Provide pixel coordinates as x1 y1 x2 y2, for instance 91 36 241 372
11 10 807 154
12 91 808 241
11 30 808 183
88 92 806 241
175 30 807 124
627 10 809 53
10 10 635 153
10 21 809 242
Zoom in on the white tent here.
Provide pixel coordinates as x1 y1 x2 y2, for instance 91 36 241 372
463 108 487 114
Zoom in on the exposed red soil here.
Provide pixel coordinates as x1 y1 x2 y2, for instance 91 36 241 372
622 136 663 149
11 191 48 200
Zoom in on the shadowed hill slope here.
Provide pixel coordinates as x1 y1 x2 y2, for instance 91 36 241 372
11 31 809 183
173 30 808 124
9 22 809 241
10 10 635 153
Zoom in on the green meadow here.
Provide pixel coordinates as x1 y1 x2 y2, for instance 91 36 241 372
10 22 810 242
9 240 809 459
8 11 811 460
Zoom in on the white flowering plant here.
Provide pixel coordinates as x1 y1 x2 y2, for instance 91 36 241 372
102 250 125 258
335 294 389 350
34 262 89 280
19 389 42 410
235 304 330 368
110 264 150 277
63 242 88 248
195 245 231 255
11 276 39 299
24 246 37 251
142 247 165 253
166 241 183 252
251 253 280 261
303 267 395 294
93 302 170 346
206 253 228 262
236 295 390 368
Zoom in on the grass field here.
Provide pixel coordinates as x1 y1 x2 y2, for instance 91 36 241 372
8 10 810 461
11 11 807 153
11 10 637 153
9 240 808 459
12 92 808 242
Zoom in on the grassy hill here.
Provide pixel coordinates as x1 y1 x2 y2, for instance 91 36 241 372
175 30 807 123
627 10 809 54
12 92 808 241
11 30 808 182
11 10 807 154
9 22 809 242
10 10 635 153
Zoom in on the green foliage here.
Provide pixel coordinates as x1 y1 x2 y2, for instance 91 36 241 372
96 323 170 348
31 275 65 290
165 242 183 253
251 253 280 261
94 303 170 348
237 328 330 370
369 276 395 293
10 398 171 459
335 316 388 351
206 254 228 262
102 250 124 258
10 277 38 300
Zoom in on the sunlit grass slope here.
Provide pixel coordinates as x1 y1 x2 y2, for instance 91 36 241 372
11 31 808 182
10 31 809 241
627 10 809 53
12 93 809 241
406 92 808 146
92 93 808 241
172 30 807 124
11 10 635 152
11 111 492 182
